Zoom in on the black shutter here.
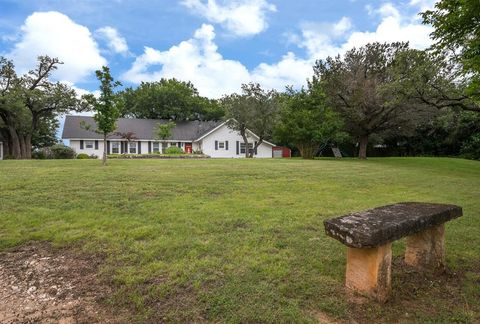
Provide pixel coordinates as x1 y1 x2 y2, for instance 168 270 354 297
148 141 151 153
95 140 99 150
254 141 258 155
178 142 181 147
226 141 229 150
120 142 124 154
236 141 239 155
138 142 142 154
215 140 218 150
80 140 84 149
107 141 110 154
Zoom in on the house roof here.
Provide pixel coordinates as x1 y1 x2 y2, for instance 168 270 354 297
62 115 222 141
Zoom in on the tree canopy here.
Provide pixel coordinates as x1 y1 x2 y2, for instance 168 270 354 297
314 42 433 159
0 56 78 159
422 0 480 107
275 83 345 159
120 79 224 121
222 83 280 158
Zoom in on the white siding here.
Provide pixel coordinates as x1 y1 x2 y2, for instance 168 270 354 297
70 140 102 157
199 124 273 158
0 142 3 160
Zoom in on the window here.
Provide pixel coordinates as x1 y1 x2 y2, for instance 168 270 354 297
240 143 253 154
129 142 137 154
111 142 120 154
152 142 160 153
218 141 225 149
85 141 94 149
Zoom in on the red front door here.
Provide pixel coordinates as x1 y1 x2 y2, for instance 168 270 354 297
185 143 193 153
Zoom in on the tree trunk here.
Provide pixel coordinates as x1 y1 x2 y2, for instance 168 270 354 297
19 135 28 159
241 130 250 158
24 133 32 159
249 139 263 158
298 143 316 159
8 126 21 159
102 134 107 166
358 135 368 159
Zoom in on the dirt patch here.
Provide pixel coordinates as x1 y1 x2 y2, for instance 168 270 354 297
344 256 480 323
0 242 126 323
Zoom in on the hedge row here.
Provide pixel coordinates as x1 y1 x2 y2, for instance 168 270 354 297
106 154 210 159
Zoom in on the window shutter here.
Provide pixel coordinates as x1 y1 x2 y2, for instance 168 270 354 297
138 142 142 154
225 141 229 150
121 142 124 154
254 141 258 155
107 141 110 154
236 141 239 155
80 140 84 149
215 140 218 150
95 140 99 150
148 141 151 153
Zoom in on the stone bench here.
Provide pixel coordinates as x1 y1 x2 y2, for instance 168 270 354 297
323 202 462 302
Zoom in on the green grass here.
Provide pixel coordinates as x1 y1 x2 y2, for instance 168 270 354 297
0 157 479 322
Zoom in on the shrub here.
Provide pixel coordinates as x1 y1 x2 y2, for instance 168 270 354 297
461 133 480 160
50 144 75 159
32 149 47 160
164 146 184 154
76 153 90 159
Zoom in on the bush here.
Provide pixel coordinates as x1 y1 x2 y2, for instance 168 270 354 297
461 133 480 160
32 149 47 160
50 144 75 159
76 153 90 159
164 146 185 154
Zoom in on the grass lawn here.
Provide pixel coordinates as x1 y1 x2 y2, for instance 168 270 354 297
0 157 479 322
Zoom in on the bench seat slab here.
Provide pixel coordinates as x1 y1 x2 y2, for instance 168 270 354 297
324 202 462 248
346 243 392 303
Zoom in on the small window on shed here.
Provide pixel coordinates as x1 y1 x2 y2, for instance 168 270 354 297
218 141 225 149
152 142 160 153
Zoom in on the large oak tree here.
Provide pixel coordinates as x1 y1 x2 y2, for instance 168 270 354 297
0 56 78 159
314 42 430 159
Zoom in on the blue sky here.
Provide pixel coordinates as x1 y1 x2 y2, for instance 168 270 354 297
0 0 435 99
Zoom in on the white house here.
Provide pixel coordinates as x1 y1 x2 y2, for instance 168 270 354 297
61 115 276 158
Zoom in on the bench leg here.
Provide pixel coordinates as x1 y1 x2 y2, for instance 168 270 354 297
346 243 392 303
405 224 445 270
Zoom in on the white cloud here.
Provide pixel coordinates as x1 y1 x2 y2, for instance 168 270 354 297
290 2 433 61
251 52 312 89
7 11 106 83
409 0 437 11
123 2 434 98
122 24 250 98
95 26 129 55
181 0 276 37
340 3 432 51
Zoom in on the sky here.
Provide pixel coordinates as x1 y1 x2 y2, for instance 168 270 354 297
0 0 436 100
